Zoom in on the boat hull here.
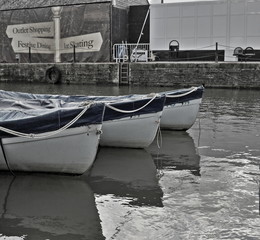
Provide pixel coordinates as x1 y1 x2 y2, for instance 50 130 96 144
160 98 202 130
100 112 162 148
0 124 102 174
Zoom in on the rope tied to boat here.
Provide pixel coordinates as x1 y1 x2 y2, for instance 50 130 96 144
155 126 164 179
165 86 198 98
105 93 159 113
0 103 93 139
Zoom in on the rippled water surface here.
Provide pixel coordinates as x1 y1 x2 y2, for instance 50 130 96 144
0 83 259 240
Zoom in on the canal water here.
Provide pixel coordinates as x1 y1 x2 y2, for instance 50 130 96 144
0 83 259 240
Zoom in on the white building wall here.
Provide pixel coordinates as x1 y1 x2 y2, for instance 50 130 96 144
150 0 260 61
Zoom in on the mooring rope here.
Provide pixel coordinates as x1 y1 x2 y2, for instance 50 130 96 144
165 86 198 98
105 93 159 113
156 126 162 149
155 126 164 179
0 104 92 139
1 176 16 217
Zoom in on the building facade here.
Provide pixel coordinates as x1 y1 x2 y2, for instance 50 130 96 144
150 0 260 61
0 0 148 63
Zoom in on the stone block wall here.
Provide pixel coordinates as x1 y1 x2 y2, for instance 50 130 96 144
0 62 260 89
0 63 119 85
128 62 260 89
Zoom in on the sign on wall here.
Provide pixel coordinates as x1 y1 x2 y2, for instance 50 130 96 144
7 22 103 54
0 3 110 63
6 22 54 38
61 32 103 54
11 37 54 54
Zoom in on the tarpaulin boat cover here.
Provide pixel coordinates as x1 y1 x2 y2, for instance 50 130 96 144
159 86 204 106
0 90 166 122
0 94 105 138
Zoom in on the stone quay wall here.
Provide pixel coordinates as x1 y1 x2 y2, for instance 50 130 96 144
0 62 260 89
0 63 119 85
129 62 260 89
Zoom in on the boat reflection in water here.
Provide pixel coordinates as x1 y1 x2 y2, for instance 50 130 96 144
0 174 104 240
88 147 163 207
147 130 201 176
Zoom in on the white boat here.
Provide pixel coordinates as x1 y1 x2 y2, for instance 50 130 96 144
0 97 105 174
106 85 204 131
159 86 204 130
99 94 165 148
0 90 166 148
72 85 204 132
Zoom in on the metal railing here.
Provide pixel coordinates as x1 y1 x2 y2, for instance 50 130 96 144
112 43 151 62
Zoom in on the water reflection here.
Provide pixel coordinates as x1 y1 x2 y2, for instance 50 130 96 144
200 88 260 120
0 82 175 96
0 174 104 240
196 88 260 155
0 84 259 239
0 82 123 96
88 147 163 207
148 130 201 176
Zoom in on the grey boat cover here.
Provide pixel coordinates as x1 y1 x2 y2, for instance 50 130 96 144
0 90 166 122
0 94 105 138
159 85 204 106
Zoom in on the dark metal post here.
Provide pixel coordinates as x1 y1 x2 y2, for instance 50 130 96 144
73 45 76 63
15 54 20 63
29 47 31 63
215 42 218 63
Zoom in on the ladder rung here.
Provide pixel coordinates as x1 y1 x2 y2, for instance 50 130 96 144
120 63 129 84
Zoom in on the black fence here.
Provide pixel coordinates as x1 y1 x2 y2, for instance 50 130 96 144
152 50 225 62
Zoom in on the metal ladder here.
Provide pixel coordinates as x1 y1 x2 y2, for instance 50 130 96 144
119 62 129 85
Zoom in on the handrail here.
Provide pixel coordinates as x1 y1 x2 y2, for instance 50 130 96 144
113 43 151 62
